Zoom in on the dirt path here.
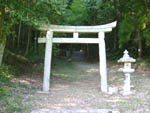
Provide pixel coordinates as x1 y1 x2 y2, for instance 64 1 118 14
16 57 149 113
31 61 104 110
11 50 150 113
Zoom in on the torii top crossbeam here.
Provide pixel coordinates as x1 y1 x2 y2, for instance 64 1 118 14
38 21 117 93
38 21 117 44
39 21 117 33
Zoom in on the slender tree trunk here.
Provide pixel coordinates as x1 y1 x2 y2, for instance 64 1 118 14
25 27 32 56
86 44 89 59
12 25 16 48
17 20 22 48
69 44 73 59
34 31 39 55
138 32 142 58
113 30 117 50
0 4 6 65
113 0 119 50
22 27 25 50
34 31 37 52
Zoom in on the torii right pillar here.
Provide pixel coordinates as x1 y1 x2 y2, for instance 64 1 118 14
99 32 108 93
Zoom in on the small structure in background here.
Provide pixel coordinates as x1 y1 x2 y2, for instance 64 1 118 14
118 50 136 95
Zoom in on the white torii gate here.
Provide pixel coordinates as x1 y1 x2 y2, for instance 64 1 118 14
38 21 117 93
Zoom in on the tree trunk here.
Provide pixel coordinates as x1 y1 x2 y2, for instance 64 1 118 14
12 25 16 48
113 0 119 50
86 44 89 59
25 27 32 56
138 32 142 58
0 42 6 65
0 4 6 66
17 20 22 48
113 29 117 50
69 44 73 59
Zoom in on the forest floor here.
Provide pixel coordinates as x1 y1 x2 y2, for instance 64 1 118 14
13 61 150 112
1 52 150 113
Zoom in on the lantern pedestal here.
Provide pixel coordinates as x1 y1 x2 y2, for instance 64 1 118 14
118 50 136 95
120 69 134 95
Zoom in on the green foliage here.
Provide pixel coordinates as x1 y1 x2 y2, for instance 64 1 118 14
0 64 35 113
143 28 150 47
0 83 34 113
27 45 45 63
0 88 11 98
0 62 29 101
1 0 150 63
96 0 150 57
53 44 60 57
5 0 68 26
97 0 116 24
118 16 136 47
4 96 30 113
0 64 21 98
0 64 14 83
64 0 89 25
118 0 150 49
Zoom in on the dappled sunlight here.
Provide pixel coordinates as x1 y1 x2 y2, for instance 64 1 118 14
109 76 124 81
47 102 79 109
110 65 122 71
53 73 69 78
86 68 99 73
17 79 31 85
52 84 70 91
105 98 128 103
108 74 124 91
63 97 83 104
11 78 36 85
48 106 62 110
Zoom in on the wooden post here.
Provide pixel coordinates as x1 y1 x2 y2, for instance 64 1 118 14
43 31 53 92
99 32 108 93
73 32 78 39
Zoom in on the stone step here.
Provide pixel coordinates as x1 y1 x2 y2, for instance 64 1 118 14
31 109 120 113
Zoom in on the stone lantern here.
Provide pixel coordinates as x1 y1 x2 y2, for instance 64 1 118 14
118 50 136 95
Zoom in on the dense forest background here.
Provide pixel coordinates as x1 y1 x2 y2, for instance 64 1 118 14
1 0 150 64
0 0 150 72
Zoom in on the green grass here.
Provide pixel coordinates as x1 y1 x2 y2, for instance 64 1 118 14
117 98 145 112
0 64 35 113
52 60 81 80
0 82 35 113
52 59 98 81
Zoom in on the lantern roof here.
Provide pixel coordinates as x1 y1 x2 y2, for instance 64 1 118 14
118 50 136 63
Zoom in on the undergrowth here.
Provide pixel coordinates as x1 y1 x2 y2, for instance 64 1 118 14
0 64 34 113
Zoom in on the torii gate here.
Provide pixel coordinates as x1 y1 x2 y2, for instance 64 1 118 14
38 21 117 93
